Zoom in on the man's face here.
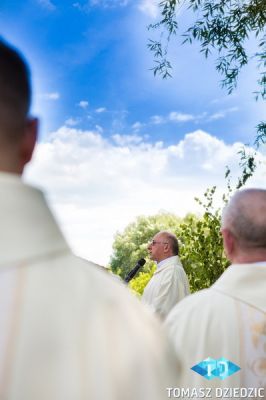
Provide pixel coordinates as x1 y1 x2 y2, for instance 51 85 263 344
147 233 168 263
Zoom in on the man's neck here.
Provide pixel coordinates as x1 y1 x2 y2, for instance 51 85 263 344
157 255 177 266
231 250 266 264
0 153 22 174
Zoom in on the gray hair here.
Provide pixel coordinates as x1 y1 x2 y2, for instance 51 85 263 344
222 188 266 249
160 231 179 255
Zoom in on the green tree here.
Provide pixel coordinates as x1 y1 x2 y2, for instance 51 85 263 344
148 0 266 144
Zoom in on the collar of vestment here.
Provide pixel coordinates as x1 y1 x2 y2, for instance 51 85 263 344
213 262 266 313
155 255 182 274
0 172 69 268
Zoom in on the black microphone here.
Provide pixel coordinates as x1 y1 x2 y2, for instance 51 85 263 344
124 258 146 283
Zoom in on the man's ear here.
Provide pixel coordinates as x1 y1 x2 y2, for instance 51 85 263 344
164 242 170 254
20 117 38 170
221 228 235 261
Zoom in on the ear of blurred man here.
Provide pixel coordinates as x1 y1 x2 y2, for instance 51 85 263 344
19 117 38 173
221 228 236 262
0 117 38 175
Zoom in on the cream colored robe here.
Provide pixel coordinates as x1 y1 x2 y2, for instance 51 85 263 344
0 173 179 400
142 256 190 320
165 263 266 396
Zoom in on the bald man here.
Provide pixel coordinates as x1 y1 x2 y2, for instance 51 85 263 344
0 39 179 400
165 189 266 394
142 231 190 320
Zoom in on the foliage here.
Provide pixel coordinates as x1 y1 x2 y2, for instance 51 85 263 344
148 0 266 145
178 187 228 292
110 148 257 294
129 264 156 297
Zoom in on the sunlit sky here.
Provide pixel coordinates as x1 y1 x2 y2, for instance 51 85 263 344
1 0 265 265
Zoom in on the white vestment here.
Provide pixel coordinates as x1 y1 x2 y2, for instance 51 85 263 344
0 172 179 400
142 256 190 320
165 263 266 397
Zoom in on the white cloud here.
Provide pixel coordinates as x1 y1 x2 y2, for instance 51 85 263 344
208 107 239 121
208 112 225 121
169 112 195 122
40 92 60 100
37 0 56 11
95 124 104 133
151 112 195 124
72 2 83 11
138 0 158 18
92 0 129 5
149 107 240 126
138 0 186 18
25 127 266 266
78 100 89 109
95 107 106 113
65 118 80 126
227 107 239 113
132 121 144 131
211 94 238 105
37 0 56 10
74 0 129 10
112 134 143 146
150 115 165 124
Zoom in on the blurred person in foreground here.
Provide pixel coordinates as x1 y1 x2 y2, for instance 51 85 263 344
142 231 190 320
165 189 266 396
0 39 179 400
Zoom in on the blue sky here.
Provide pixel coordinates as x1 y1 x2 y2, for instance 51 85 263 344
1 0 263 143
1 0 265 265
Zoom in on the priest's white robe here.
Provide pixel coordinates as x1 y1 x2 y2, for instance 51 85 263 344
142 256 190 320
0 172 179 400
165 263 266 397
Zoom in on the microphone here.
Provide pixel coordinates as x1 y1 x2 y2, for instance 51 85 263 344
124 258 146 283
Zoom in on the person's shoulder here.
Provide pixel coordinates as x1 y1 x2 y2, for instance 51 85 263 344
61 253 159 320
72 255 178 363
42 251 124 299
166 287 221 319
165 256 184 270
62 253 127 294
163 258 186 276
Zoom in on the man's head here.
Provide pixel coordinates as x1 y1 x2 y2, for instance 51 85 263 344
148 231 179 263
0 39 37 174
221 188 266 264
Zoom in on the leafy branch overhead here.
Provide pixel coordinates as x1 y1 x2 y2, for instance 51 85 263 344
148 0 266 144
